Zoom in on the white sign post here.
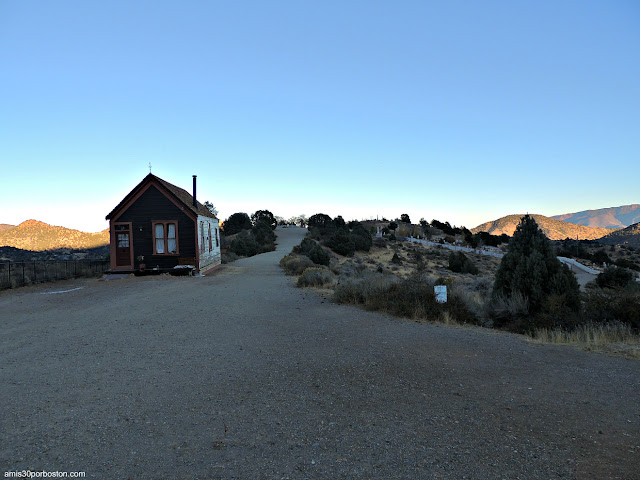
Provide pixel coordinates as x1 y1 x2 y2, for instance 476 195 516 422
434 285 447 303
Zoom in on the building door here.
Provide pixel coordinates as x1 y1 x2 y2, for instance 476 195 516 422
115 224 132 267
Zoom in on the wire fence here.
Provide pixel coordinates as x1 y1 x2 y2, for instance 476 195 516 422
0 260 110 290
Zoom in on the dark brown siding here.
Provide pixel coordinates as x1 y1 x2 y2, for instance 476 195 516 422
113 185 195 269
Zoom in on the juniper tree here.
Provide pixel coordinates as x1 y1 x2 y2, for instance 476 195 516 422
493 215 580 315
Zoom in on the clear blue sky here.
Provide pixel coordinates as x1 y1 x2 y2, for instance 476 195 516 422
1 1 638 232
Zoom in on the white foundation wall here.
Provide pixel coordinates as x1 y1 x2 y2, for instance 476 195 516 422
197 216 222 271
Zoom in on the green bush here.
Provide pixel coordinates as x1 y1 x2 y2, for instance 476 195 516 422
295 238 330 266
280 254 315 275
350 224 372 252
327 229 356 256
297 267 336 288
448 251 478 275
230 230 259 257
583 287 640 330
596 266 634 289
252 220 277 246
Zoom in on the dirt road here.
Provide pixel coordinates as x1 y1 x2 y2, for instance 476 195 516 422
1 227 638 479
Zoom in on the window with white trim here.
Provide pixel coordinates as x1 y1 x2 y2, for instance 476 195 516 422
153 222 178 254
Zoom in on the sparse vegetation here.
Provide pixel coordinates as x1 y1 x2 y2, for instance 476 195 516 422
280 214 640 358
280 254 314 276
448 251 478 275
297 267 336 288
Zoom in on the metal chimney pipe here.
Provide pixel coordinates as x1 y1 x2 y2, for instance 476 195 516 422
192 175 197 207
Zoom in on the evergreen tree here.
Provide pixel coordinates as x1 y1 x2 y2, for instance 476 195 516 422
493 215 580 315
223 212 252 235
251 210 277 230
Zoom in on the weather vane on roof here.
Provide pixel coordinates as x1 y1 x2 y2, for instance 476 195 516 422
149 162 152 173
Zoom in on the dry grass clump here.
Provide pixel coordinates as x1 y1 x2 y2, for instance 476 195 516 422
280 254 314 276
333 271 397 305
534 322 640 358
297 267 336 288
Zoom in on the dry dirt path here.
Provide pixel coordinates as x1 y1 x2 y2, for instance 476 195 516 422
1 227 638 479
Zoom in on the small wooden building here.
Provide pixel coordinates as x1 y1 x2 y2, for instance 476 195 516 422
106 173 221 273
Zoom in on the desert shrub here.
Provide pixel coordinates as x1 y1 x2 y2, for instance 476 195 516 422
389 233 396 241
487 293 531 332
613 258 640 272
595 267 633 288
351 230 372 252
369 278 443 320
252 220 277 246
230 230 259 257
533 294 582 331
447 282 490 325
391 253 402 264
280 254 314 276
493 215 580 317
583 287 640 330
400 214 411 224
333 272 397 305
592 249 612 265
448 252 478 275
297 238 330 266
595 266 634 289
373 237 387 248
297 267 336 288
327 229 356 256
221 252 239 264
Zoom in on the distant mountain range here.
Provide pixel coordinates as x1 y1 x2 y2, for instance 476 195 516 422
551 204 640 229
0 220 109 251
596 223 640 249
471 214 613 240
0 224 15 233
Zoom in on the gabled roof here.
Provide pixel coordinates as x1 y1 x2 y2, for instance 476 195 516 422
106 173 217 220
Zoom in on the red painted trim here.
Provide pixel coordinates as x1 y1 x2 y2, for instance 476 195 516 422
111 221 134 270
110 180 197 223
151 220 180 255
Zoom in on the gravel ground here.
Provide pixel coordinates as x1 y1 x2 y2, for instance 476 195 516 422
1 227 638 479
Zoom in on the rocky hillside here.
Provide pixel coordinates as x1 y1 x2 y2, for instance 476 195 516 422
551 204 640 229
596 223 640 249
472 214 614 241
0 220 109 251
